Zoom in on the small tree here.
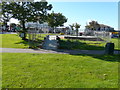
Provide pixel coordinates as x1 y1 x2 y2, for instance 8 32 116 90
47 11 67 33
89 20 99 30
69 24 74 35
74 23 81 36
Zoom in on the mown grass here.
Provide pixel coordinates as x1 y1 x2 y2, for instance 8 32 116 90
111 38 120 50
59 38 119 50
2 53 118 88
1 34 119 50
1 34 53 49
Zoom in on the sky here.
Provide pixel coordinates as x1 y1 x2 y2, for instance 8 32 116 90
9 1 118 30
48 2 118 30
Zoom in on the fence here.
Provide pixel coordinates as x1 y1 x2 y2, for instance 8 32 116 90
94 31 112 42
66 29 112 42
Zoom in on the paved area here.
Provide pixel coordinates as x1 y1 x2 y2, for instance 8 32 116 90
0 32 17 34
0 48 120 55
0 48 64 54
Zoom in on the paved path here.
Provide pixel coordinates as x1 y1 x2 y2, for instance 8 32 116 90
1 48 120 55
0 48 65 54
0 32 17 34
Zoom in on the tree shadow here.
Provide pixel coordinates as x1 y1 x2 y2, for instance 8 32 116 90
15 39 43 49
52 39 119 62
51 49 119 62
15 35 119 62
58 39 105 50
73 54 119 62
15 39 29 46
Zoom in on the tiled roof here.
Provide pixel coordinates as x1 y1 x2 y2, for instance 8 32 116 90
99 24 111 28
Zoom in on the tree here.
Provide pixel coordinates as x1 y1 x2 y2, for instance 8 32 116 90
0 2 11 27
89 20 99 30
10 23 16 31
69 24 74 35
47 11 67 33
74 23 81 36
69 24 74 30
2 1 52 40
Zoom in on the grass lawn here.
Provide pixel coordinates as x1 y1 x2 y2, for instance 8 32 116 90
1 34 29 48
1 34 119 50
111 38 120 50
1 34 53 49
2 53 118 88
59 38 120 50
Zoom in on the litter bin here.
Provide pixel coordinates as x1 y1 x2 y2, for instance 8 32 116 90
79 33 82 36
105 43 114 55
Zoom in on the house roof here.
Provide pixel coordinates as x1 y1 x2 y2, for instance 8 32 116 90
99 24 113 28
88 21 114 28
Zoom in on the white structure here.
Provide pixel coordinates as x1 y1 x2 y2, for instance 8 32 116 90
85 21 114 36
98 24 114 31
85 21 114 32
42 35 58 50
55 26 70 34
25 22 51 33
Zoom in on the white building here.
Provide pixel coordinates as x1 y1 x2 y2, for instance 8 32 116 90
25 22 51 33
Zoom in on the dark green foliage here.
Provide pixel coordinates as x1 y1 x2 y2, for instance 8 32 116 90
2 1 52 39
58 39 105 50
47 11 67 31
74 23 81 36
69 23 81 36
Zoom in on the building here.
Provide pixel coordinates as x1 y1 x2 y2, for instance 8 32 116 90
85 21 114 36
55 26 70 34
25 22 51 33
98 24 114 31
85 21 114 31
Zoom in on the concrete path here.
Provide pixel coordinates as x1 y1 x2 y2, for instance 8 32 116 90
0 48 65 54
1 48 120 55
0 32 17 34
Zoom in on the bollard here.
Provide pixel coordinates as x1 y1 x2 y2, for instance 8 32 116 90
105 43 114 55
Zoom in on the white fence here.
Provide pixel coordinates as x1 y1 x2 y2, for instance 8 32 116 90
94 31 112 42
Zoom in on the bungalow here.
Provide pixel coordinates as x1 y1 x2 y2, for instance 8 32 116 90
84 21 114 36
98 24 114 31
85 21 114 32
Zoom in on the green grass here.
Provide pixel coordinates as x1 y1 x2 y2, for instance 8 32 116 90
1 34 29 48
1 34 119 50
1 34 53 49
59 38 120 50
0 53 1 89
110 38 120 50
2 53 118 88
